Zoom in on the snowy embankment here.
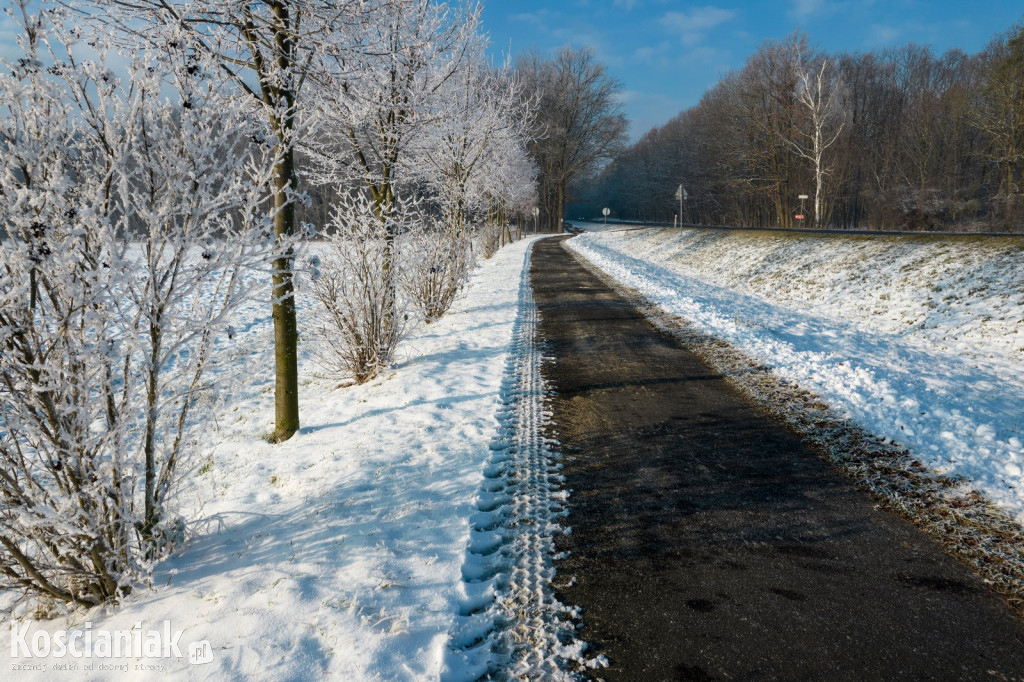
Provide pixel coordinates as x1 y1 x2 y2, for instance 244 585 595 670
1 235 579 680
567 227 1024 522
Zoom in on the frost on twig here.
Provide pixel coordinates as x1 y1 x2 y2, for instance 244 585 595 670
0 5 273 609
308 193 408 384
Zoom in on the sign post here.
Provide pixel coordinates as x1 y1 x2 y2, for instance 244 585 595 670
675 184 688 226
602 207 610 225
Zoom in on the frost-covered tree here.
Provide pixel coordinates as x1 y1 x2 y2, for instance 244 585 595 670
309 1 482 216
404 55 535 311
416 55 532 239
400 220 470 323
309 193 409 382
304 0 485 373
91 0 371 442
0 5 272 606
473 124 539 231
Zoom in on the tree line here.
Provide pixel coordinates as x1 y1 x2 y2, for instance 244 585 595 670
579 24 1024 232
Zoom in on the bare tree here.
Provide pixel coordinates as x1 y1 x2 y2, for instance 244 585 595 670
786 37 846 226
517 47 627 232
973 25 1024 210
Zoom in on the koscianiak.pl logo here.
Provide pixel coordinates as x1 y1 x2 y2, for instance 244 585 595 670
10 620 214 671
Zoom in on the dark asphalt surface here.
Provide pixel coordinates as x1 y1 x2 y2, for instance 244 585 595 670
531 236 1024 681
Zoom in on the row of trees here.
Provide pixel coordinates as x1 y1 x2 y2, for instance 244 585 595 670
90 0 540 442
580 24 1024 232
0 0 537 608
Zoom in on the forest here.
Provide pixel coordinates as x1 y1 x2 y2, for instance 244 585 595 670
576 26 1024 232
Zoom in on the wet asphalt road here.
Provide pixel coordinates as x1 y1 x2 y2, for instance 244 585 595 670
531 236 1024 681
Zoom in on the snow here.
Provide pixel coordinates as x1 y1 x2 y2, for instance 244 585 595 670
446 263 601 679
1 235 587 680
11 220 1019 678
567 226 1024 522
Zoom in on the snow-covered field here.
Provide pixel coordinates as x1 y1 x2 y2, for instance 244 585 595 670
568 226 1024 522
1 235 587 680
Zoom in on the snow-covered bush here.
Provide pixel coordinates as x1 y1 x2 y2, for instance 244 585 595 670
402 218 472 323
0 7 272 608
475 221 505 259
310 193 408 384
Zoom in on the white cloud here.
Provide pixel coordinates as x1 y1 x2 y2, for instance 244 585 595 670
869 23 902 46
633 45 658 61
791 0 827 18
614 0 638 10
659 6 738 46
614 89 640 105
508 9 560 28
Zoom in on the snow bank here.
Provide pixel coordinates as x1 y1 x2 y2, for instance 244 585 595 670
567 228 1024 522
1 236 547 680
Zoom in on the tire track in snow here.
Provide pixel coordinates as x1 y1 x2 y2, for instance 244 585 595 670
445 247 603 680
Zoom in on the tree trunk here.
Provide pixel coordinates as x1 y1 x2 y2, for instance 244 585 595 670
814 152 824 227
557 182 566 233
271 144 300 443
143 317 161 535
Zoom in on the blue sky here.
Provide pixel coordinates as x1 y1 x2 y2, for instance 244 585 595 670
482 0 1024 140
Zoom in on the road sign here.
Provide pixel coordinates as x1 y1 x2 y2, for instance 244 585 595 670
602 207 610 216
795 214 805 220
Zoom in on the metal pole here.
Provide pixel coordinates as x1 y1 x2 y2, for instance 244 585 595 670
676 184 687 227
